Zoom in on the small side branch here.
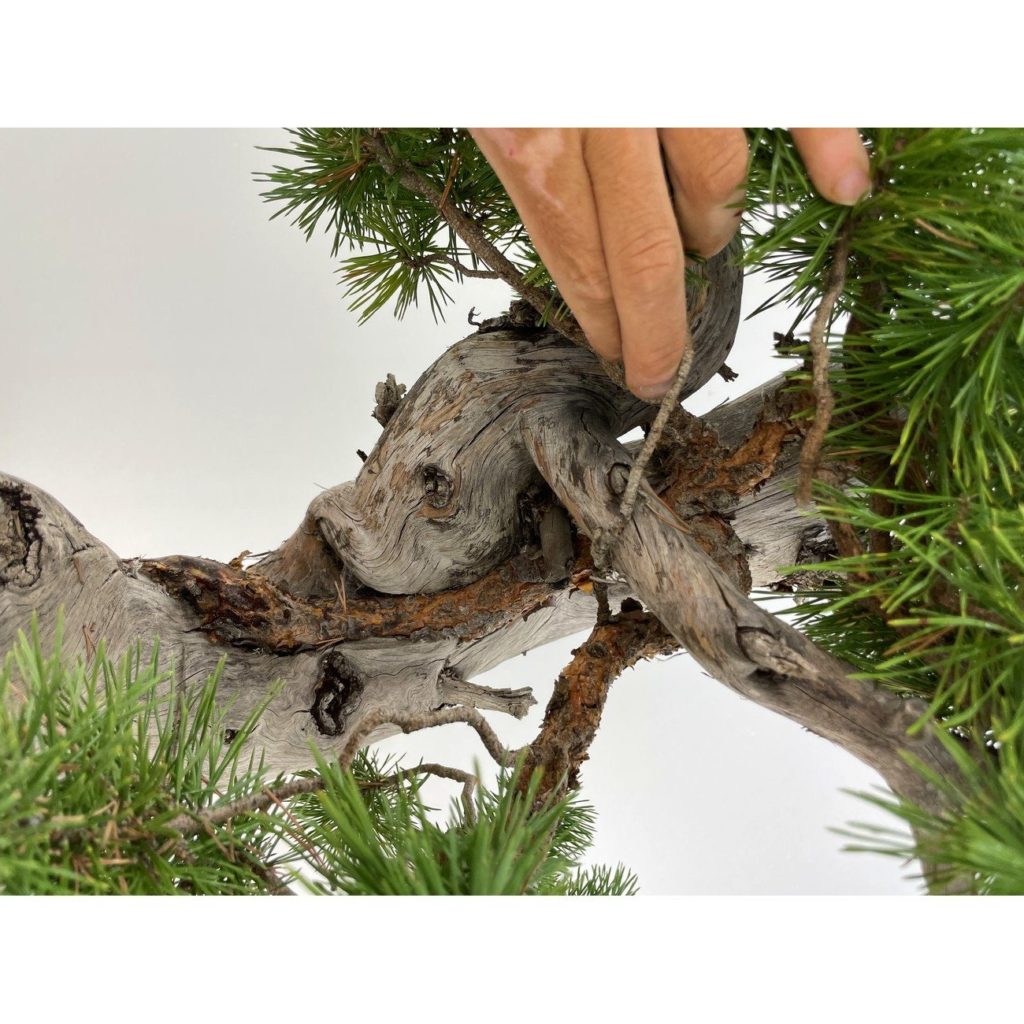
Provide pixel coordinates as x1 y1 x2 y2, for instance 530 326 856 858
372 373 407 428
437 670 536 719
431 255 501 279
162 762 478 836
164 779 322 833
797 230 851 507
361 130 586 348
618 346 696 527
338 707 523 771
363 762 479 825
524 603 678 799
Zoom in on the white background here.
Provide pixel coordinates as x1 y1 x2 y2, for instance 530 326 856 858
0 128 921 894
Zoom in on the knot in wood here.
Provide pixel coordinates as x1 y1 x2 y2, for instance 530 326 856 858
372 372 406 428
608 463 631 497
0 481 43 587
422 464 454 510
311 651 365 737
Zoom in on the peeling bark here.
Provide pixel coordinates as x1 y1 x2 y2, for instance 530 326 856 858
522 405 958 816
521 603 677 799
0 248 957 828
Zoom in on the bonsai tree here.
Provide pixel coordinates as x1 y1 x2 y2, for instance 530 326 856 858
2 127 1021 894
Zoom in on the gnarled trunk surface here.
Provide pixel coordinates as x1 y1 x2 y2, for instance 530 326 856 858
0 251 957 823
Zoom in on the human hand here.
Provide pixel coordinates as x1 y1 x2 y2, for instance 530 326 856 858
470 128 871 400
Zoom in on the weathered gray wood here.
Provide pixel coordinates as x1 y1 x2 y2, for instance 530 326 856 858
257 245 744 599
0 250 753 777
0 472 567 772
0 369 853 782
630 373 819 592
521 405 959 816
0 240 955 830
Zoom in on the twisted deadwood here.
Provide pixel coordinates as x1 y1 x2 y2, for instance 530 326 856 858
0 246 956 831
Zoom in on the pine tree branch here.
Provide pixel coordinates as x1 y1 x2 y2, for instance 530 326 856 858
797 227 850 507
162 780 322 834
338 707 523 771
259 783 334 878
523 403 962 819
238 841 296 895
430 255 501 279
362 762 478 825
524 606 677 799
157 758 482 839
361 130 588 348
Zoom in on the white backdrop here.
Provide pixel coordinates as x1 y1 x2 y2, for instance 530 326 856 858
0 128 919 893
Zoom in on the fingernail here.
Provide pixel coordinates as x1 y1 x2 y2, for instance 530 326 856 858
833 168 872 206
631 378 675 402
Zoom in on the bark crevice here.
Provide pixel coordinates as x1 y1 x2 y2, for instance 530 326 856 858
1 481 43 588
0 252 957 825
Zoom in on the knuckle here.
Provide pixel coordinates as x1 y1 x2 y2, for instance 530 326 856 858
569 272 615 312
569 266 614 305
686 142 748 205
626 346 682 394
614 230 683 294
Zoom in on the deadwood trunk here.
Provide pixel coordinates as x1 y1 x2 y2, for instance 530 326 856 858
0 250 957 823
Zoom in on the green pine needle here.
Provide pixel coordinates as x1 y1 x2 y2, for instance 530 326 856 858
1 622 635 895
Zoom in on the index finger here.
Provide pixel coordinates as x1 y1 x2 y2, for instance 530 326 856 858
469 128 624 364
789 128 872 205
583 129 688 400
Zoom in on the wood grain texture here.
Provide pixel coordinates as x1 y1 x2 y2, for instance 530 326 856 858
521 405 959 816
0 374 843 784
1 246 956 828
255 245 743 598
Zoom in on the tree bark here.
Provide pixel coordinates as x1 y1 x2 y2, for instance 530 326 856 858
0 248 957 823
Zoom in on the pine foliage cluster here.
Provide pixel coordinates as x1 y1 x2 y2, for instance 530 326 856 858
0 624 634 895
258 128 550 322
742 129 1024 892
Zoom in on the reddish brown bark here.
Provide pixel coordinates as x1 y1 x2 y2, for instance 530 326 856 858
522 603 677 799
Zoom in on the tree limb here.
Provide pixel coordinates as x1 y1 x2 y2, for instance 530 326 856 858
362 130 587 347
798 229 850 506
522 404 960 817
523 604 678 800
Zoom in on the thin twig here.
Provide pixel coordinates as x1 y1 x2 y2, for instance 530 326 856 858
364 762 479 826
417 763 478 825
797 230 851 507
432 255 500 279
163 778 323 834
339 707 523 771
361 131 586 347
159 835 198 867
619 346 696 525
592 344 695 572
439 148 460 210
161 759 482 837
913 217 977 249
261 785 332 878
242 846 296 896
